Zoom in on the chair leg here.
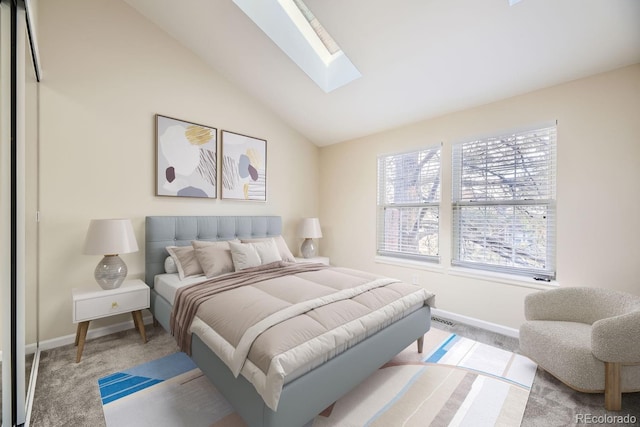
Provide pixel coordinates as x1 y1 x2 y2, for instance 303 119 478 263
417 335 424 353
604 362 622 411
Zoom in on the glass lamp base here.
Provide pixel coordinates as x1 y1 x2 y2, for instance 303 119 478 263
300 238 317 258
94 255 127 290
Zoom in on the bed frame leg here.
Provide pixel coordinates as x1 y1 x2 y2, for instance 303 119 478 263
417 335 424 353
319 403 335 417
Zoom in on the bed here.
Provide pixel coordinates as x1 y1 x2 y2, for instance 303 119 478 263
145 215 433 427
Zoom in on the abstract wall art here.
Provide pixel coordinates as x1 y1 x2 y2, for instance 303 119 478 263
156 114 217 198
221 130 267 201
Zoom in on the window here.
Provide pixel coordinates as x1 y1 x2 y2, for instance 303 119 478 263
452 124 557 280
377 146 441 262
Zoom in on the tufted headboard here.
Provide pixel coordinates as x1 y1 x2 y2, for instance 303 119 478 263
144 216 283 287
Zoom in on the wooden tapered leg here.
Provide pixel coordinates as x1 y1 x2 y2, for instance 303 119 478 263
132 310 147 343
75 321 90 363
319 403 335 417
75 323 81 346
417 335 424 353
605 362 622 411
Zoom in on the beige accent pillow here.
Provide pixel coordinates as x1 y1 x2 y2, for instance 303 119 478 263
191 240 237 278
241 235 296 262
165 246 203 280
229 239 282 271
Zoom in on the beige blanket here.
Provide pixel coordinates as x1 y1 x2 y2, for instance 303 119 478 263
171 262 435 410
170 261 328 354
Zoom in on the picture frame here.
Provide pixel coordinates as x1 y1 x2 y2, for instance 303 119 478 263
221 130 267 201
156 114 217 199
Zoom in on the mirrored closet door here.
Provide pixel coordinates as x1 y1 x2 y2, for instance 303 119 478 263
1 0 40 425
0 1 10 422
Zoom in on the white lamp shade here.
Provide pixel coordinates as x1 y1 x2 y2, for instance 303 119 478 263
298 218 323 239
83 218 139 255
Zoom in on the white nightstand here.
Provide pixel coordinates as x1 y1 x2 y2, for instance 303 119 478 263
295 256 330 265
72 279 150 362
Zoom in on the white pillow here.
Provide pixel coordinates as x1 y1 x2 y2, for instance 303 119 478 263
164 256 178 274
241 235 296 263
229 239 282 271
253 239 283 264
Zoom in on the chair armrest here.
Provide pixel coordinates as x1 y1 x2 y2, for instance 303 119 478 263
525 287 597 323
592 310 640 363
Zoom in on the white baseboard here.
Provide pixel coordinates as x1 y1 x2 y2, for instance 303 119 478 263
38 313 155 352
26 342 37 355
431 308 520 339
3 346 39 356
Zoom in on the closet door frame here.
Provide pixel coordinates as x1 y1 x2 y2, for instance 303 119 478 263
1 0 32 425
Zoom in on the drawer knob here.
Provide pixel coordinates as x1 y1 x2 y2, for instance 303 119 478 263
112 302 118 309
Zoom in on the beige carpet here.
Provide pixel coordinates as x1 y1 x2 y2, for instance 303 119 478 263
30 326 179 427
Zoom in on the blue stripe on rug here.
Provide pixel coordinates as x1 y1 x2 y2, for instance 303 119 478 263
123 352 196 381
100 374 155 397
100 376 163 405
425 333 458 363
99 353 196 405
98 372 129 387
364 365 429 426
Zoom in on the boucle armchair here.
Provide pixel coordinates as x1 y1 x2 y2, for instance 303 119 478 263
519 287 640 411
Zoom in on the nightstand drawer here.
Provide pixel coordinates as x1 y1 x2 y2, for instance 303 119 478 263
74 287 148 322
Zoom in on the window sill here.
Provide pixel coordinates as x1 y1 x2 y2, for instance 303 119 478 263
448 266 559 290
374 256 445 274
374 256 558 290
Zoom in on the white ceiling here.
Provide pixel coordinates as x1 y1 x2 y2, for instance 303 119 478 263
124 0 640 146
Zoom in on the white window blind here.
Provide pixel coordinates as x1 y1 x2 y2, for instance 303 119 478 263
452 124 557 280
377 146 441 262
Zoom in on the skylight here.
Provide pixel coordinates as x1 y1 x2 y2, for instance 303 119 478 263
233 0 362 93
291 0 340 56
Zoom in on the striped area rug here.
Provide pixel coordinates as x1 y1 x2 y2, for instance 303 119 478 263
99 328 536 427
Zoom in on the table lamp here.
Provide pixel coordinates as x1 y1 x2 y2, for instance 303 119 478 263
298 217 322 258
83 218 138 290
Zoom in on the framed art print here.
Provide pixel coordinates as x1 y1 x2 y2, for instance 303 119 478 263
221 130 267 201
156 114 217 198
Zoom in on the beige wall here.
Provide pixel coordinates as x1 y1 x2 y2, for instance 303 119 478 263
36 0 320 342
320 64 640 330
34 0 640 342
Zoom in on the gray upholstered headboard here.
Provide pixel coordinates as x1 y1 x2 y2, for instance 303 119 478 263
144 216 283 287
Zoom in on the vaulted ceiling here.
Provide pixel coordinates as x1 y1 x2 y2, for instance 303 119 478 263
124 0 640 146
